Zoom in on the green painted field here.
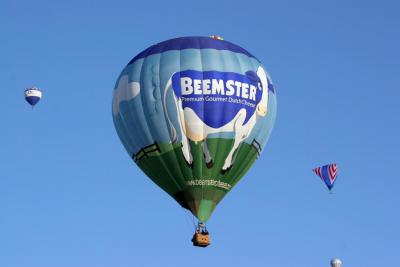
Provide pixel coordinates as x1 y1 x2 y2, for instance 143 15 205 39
135 138 259 221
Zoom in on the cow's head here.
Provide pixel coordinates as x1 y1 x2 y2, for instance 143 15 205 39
247 66 270 117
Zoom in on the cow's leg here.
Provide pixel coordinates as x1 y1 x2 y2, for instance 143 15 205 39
221 131 245 173
181 133 192 167
202 140 213 168
221 111 247 173
176 99 193 167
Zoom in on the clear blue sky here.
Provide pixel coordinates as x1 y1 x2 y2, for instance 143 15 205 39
1 0 399 266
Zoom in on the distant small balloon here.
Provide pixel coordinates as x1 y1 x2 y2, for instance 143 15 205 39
210 35 224 40
313 163 338 191
24 87 42 107
330 258 342 267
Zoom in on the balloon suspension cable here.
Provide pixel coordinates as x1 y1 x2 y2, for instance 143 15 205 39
191 214 197 230
196 221 208 233
181 209 194 231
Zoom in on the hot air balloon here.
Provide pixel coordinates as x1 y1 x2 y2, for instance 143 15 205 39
313 163 338 191
330 258 342 267
112 36 277 246
210 35 224 40
24 87 42 108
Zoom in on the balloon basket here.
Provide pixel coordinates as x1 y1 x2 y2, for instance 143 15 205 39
191 223 210 247
191 232 210 247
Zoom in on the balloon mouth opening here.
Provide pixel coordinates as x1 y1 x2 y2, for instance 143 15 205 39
173 192 215 222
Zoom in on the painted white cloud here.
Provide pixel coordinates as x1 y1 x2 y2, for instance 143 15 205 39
112 75 140 115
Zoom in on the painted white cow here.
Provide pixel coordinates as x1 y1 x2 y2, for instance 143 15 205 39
164 66 270 173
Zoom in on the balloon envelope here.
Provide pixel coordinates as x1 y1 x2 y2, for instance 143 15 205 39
112 36 277 222
330 258 342 267
313 164 338 191
24 87 42 107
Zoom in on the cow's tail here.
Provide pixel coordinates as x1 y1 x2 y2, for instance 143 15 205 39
163 78 178 143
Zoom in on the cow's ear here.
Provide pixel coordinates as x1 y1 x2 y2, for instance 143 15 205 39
256 66 268 90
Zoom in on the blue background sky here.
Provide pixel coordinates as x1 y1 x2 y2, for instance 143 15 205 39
1 0 399 266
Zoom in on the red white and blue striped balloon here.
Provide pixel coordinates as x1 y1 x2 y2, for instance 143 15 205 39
24 87 42 107
313 164 338 191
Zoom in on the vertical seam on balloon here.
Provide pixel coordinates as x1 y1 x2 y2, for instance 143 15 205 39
230 149 257 188
113 71 137 156
158 48 190 197
208 49 228 209
198 42 206 209
137 57 158 151
112 97 132 155
112 72 133 153
125 61 150 154
177 47 196 214
146 52 184 192
178 44 199 216
112 112 132 155
190 43 205 218
226 51 247 186
139 54 182 192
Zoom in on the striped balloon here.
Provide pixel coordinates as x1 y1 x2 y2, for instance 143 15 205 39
313 164 338 191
